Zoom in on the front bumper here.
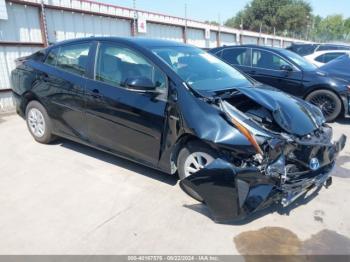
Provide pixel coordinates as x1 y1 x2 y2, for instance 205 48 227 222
180 135 346 223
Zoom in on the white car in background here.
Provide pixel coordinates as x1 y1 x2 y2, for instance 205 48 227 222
304 50 350 67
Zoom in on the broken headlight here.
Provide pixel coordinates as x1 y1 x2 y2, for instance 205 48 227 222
220 101 271 156
266 155 287 183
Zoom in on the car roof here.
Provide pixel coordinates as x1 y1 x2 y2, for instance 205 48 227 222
312 50 350 55
211 44 286 52
49 36 188 49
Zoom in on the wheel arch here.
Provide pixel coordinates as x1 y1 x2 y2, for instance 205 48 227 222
169 134 216 174
22 91 45 115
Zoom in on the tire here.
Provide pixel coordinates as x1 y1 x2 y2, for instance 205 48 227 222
177 141 219 202
306 90 342 122
25 101 55 144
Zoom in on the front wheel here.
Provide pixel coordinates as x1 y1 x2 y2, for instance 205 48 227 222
306 90 342 122
177 141 218 202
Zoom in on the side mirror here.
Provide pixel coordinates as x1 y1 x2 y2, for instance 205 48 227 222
125 76 156 91
280 64 293 72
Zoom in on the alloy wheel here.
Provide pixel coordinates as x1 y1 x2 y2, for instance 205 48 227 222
183 152 214 177
27 108 46 138
309 94 336 118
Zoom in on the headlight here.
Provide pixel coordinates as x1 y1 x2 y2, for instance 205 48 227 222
266 155 287 182
229 116 264 155
220 100 270 156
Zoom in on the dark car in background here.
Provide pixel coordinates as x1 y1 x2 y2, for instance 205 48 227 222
287 43 350 56
320 54 350 83
11 37 346 223
209 45 350 121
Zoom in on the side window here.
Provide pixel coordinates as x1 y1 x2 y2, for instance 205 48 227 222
315 54 325 63
222 48 251 66
315 53 345 63
95 43 166 90
45 47 59 66
323 53 345 63
49 43 91 76
252 49 289 70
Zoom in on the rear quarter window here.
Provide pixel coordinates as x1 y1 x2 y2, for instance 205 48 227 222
45 47 59 66
29 50 46 62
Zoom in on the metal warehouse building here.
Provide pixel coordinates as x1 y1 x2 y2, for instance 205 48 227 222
0 0 308 112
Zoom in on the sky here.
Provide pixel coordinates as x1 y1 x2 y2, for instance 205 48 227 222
96 0 350 23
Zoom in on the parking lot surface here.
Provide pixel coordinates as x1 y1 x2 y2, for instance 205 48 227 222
0 114 350 255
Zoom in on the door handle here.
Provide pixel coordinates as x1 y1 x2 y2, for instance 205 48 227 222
91 89 102 99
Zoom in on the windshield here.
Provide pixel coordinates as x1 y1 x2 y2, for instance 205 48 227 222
152 46 253 91
287 44 318 56
280 49 317 71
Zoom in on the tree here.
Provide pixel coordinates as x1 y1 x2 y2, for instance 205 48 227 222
344 18 350 41
224 11 244 28
205 20 220 26
224 0 312 37
313 15 345 42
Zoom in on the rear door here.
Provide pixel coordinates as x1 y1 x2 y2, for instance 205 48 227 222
251 48 304 96
85 41 168 166
219 47 252 74
30 41 93 140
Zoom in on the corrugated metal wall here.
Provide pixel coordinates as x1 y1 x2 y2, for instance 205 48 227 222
0 3 42 42
220 32 236 46
266 38 273 46
242 35 258 45
274 39 282 47
0 46 40 89
208 31 217 48
0 46 40 112
284 41 292 48
0 2 43 112
45 9 131 43
187 28 205 48
142 23 183 42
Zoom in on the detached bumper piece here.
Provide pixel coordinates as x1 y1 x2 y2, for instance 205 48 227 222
180 135 346 224
180 159 276 223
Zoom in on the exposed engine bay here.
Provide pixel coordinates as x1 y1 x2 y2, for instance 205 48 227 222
180 87 346 223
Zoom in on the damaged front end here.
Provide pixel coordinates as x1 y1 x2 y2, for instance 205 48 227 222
180 89 346 223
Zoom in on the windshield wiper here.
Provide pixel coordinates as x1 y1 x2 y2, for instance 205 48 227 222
214 88 241 98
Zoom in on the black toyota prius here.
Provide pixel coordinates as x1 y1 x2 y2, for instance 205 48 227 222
11 37 346 223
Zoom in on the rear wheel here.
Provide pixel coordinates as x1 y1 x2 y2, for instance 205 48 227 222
177 141 218 202
25 101 55 144
306 90 342 122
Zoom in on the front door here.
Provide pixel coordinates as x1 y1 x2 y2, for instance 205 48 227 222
85 41 168 166
250 48 303 96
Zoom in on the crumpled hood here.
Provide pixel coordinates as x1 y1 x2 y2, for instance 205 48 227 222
228 86 325 136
